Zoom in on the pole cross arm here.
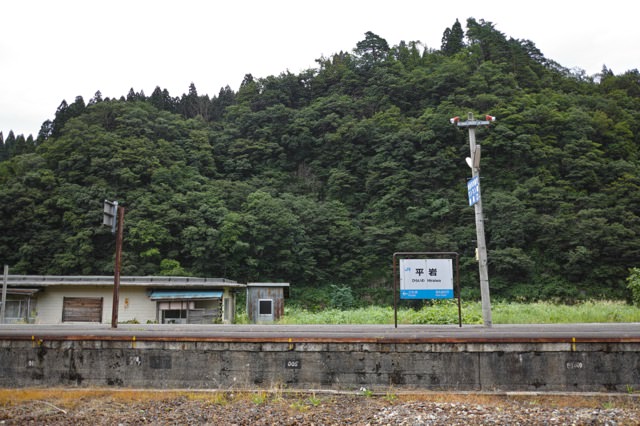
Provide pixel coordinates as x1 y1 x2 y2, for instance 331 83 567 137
452 114 496 128
457 120 492 127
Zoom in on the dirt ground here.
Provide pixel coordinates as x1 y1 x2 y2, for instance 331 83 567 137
1 389 639 425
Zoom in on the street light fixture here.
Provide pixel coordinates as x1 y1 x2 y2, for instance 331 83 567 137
451 112 494 327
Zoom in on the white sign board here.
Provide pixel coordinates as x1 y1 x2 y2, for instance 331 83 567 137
103 200 118 234
400 258 454 299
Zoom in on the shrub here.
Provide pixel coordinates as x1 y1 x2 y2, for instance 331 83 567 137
627 268 640 307
289 285 331 312
329 284 355 310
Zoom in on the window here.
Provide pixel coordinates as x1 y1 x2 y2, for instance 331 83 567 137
157 300 221 324
3 296 35 323
158 301 192 324
162 309 187 323
5 300 24 319
259 299 273 316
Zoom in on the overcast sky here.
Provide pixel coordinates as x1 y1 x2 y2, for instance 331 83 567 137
2 0 638 138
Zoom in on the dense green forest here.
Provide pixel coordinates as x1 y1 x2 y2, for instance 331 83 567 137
2 18 639 304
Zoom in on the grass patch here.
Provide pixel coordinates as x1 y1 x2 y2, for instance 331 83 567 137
277 300 640 325
250 391 268 405
491 300 640 324
2 389 638 416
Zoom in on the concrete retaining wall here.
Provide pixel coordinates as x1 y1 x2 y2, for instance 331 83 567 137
1 338 638 392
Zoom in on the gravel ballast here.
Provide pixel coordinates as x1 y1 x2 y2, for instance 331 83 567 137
1 390 639 425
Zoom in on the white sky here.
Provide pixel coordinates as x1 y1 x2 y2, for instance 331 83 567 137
1 0 638 138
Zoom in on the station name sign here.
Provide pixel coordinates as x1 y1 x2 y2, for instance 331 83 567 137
399 258 454 299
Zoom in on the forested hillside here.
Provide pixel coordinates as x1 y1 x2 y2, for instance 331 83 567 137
2 18 639 303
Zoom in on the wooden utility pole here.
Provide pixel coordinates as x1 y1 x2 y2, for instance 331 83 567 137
111 205 124 328
104 200 124 328
1 265 8 324
452 112 495 327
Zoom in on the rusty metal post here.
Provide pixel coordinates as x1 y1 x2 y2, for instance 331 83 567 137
393 254 398 328
111 206 124 328
455 254 462 327
1 265 8 324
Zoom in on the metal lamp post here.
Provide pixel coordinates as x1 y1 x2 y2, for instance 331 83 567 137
451 112 495 327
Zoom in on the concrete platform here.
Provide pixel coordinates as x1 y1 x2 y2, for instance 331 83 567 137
1 323 639 392
1 322 639 342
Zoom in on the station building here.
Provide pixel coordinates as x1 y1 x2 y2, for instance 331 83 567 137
2 275 245 324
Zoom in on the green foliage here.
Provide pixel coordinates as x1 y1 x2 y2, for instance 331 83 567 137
159 259 187 276
627 268 640 307
329 284 355 310
250 392 267 405
359 387 374 397
277 306 391 324
307 394 321 406
409 300 476 325
1 21 640 306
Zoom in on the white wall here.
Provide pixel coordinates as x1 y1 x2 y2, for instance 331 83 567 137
118 286 157 323
35 285 156 324
34 286 237 324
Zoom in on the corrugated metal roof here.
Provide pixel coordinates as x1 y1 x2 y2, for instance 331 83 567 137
6 288 40 296
246 282 290 287
148 290 223 300
6 276 244 288
246 282 290 298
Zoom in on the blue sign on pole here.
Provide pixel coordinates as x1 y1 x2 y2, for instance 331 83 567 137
467 176 480 206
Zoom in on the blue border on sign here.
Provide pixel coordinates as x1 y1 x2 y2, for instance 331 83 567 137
400 289 454 299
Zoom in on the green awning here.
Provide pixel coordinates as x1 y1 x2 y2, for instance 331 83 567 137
149 290 223 301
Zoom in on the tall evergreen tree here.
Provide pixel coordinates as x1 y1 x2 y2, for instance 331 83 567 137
50 100 69 138
89 90 103 105
180 82 205 119
50 96 87 138
3 131 16 158
441 19 465 55
37 120 53 143
150 86 177 112
14 134 27 156
126 88 147 102
465 17 510 63
0 131 5 162
210 86 236 120
354 31 390 64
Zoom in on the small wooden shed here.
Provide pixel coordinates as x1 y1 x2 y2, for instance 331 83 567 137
246 282 290 323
